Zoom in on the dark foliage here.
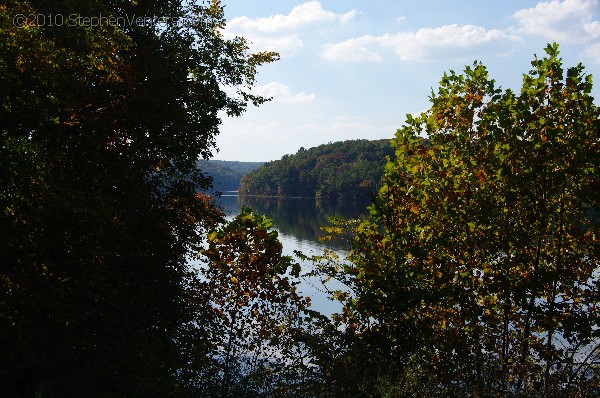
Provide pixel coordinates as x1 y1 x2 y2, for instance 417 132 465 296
0 1 275 396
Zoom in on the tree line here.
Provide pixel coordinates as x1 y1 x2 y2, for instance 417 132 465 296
1 0 598 396
238 139 394 201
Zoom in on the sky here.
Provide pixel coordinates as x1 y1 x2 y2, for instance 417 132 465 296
213 0 600 162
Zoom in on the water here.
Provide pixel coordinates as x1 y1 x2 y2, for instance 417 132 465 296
215 194 370 316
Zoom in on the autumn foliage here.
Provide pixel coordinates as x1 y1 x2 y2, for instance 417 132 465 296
317 43 600 397
1 0 598 395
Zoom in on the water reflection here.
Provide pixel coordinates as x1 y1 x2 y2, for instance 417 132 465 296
214 194 370 315
217 194 370 250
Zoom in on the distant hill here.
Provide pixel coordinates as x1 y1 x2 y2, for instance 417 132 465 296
238 139 394 201
197 160 264 191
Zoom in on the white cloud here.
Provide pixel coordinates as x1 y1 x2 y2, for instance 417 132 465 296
227 1 357 33
513 0 600 43
322 25 519 62
585 42 600 62
253 82 316 103
245 35 304 55
322 36 385 62
223 2 356 57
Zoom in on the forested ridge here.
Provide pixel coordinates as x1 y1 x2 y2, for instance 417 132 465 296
238 139 394 200
197 159 263 191
1 1 598 396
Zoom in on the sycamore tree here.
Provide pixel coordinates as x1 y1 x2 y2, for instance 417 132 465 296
0 1 276 396
319 44 599 397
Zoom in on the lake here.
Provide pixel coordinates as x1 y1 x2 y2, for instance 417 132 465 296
215 193 371 316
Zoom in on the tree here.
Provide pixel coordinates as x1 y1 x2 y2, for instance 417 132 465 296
0 0 276 396
186 208 317 398
319 44 600 397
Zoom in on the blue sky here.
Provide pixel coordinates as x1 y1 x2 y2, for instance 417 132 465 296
214 0 600 161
